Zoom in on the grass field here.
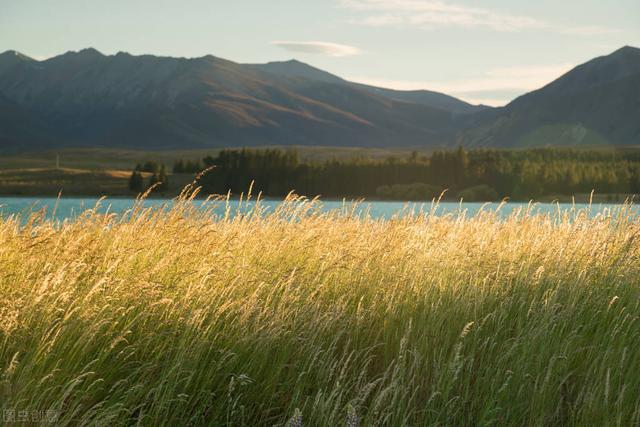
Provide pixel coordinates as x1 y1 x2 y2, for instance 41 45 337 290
1 192 640 425
0 168 196 197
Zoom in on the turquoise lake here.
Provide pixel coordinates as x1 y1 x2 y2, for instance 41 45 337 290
0 197 637 222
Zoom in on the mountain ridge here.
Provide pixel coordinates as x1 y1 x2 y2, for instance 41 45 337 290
0 48 468 150
0 46 638 150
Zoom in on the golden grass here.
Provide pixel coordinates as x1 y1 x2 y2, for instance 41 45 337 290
1 192 639 425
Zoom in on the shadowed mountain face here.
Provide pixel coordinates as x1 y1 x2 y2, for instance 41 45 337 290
248 60 485 114
460 46 640 147
0 49 476 150
0 46 638 150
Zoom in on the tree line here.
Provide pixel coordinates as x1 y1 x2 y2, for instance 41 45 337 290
130 147 640 200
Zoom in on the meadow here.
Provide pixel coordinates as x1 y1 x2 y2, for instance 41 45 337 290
1 189 639 425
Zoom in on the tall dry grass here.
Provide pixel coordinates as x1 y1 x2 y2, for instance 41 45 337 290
1 191 639 425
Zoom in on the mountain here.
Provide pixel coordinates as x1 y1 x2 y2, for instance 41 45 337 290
247 59 345 84
0 46 638 151
459 46 640 147
350 83 487 115
0 49 477 150
0 93 51 149
250 59 483 114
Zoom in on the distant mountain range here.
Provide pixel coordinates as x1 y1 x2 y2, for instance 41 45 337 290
0 46 638 150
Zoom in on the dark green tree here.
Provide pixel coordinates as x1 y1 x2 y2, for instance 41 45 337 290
142 161 159 173
128 168 144 192
174 147 640 200
158 164 169 192
453 145 469 189
173 159 185 173
148 171 160 189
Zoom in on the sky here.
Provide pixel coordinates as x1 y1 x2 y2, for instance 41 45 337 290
1 0 639 106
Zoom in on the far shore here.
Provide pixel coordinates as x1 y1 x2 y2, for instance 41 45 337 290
0 166 637 205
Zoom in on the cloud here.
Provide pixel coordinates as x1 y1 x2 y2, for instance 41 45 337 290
271 41 361 57
338 0 620 35
348 63 576 106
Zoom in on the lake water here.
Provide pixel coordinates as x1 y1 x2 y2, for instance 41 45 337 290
0 196 638 223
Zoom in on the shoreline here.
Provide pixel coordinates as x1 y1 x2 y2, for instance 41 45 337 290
0 192 636 205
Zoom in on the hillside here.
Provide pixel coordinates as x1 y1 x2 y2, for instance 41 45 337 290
0 50 473 150
249 60 483 114
460 46 640 147
0 46 638 150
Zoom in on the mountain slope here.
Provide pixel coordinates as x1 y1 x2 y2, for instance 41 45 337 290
0 49 467 150
0 46 638 151
247 59 345 84
460 46 640 147
250 59 481 113
350 83 487 114
0 93 52 149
